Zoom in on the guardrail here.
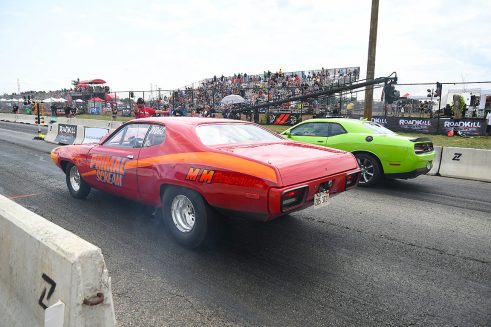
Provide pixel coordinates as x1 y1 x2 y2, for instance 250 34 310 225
0 194 116 327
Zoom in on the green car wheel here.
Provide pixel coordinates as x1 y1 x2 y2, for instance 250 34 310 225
355 153 381 186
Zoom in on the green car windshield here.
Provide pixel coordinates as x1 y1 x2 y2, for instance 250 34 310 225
363 122 396 135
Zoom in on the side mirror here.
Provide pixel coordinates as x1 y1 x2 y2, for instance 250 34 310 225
284 131 292 138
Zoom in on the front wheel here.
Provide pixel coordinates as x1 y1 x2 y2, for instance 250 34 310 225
355 153 382 187
66 163 91 199
161 187 213 248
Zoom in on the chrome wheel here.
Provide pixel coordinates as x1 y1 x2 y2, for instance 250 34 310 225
357 157 375 184
69 165 81 192
171 195 196 233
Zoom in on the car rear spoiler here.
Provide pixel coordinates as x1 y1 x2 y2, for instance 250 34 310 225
409 137 432 142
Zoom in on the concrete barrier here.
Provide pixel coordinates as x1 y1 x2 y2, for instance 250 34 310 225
0 194 116 327
427 146 442 176
439 147 491 182
0 113 18 123
45 123 59 144
0 113 49 126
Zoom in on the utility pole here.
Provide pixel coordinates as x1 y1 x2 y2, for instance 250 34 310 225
363 0 379 120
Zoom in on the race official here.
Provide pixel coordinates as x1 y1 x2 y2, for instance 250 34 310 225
134 98 164 118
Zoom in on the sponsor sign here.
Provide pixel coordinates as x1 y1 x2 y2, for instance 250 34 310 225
439 119 485 136
83 127 109 144
55 124 77 144
397 118 436 133
371 117 388 126
268 113 301 125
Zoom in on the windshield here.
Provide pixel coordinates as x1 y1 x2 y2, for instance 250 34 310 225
196 123 284 145
363 122 396 134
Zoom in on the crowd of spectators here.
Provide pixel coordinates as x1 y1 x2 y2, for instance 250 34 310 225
2 67 360 116
168 67 360 114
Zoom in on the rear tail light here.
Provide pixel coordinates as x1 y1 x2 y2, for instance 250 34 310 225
345 172 360 189
281 186 308 212
414 142 434 154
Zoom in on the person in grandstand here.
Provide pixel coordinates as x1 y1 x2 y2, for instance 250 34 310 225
134 98 165 118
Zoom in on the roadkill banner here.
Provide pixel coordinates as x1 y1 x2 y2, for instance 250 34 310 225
55 124 77 144
371 116 486 136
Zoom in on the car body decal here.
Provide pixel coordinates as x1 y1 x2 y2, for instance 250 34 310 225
80 152 277 183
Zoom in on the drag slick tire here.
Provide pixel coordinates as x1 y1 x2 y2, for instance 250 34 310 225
161 186 213 248
66 162 91 199
355 153 382 187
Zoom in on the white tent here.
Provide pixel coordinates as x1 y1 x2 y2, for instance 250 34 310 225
54 98 67 102
43 97 55 103
75 99 84 103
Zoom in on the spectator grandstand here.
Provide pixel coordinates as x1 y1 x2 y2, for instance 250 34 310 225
168 67 360 114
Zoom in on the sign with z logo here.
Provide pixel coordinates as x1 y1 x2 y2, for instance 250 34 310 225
452 153 462 161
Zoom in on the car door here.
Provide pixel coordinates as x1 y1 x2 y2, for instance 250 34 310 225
324 122 349 150
136 124 167 205
289 122 329 145
86 123 151 199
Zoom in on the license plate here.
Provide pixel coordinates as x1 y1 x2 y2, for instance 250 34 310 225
314 190 330 209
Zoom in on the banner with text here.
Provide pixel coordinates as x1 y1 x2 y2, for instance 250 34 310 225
55 124 77 144
371 117 486 136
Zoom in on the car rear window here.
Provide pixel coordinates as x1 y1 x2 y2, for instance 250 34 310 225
196 123 284 145
363 122 395 134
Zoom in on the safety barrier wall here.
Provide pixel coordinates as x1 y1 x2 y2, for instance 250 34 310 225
45 124 58 143
427 146 442 176
44 124 117 145
0 113 49 126
439 147 491 182
0 195 116 327
0 113 124 130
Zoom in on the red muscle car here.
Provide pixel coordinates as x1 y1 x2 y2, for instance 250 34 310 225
51 117 360 247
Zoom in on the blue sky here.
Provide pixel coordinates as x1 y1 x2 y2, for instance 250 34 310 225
1 0 490 97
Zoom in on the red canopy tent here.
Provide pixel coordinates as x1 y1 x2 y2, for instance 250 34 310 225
89 97 104 102
104 93 117 102
79 79 106 85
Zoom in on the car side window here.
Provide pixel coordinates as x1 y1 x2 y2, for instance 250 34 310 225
328 123 347 137
104 124 150 148
143 125 166 147
291 122 329 137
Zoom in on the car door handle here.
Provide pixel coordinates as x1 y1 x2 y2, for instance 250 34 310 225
126 155 134 159
316 140 324 143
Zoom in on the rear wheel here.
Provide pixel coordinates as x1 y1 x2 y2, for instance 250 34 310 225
355 153 382 187
66 163 91 199
161 186 213 248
